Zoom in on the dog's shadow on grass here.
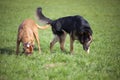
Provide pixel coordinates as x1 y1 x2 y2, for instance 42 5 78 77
0 47 15 55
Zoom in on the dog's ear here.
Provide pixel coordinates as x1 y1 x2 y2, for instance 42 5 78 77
83 32 93 42
79 29 85 35
87 32 92 41
85 31 92 37
56 21 62 31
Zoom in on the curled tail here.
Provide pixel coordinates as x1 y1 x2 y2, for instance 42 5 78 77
36 24 50 30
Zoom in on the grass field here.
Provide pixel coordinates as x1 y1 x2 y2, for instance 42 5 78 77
0 0 120 80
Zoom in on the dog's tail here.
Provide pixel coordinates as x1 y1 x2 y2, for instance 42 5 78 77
36 7 53 24
36 24 50 30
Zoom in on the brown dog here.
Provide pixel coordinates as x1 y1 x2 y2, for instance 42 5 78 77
16 19 49 55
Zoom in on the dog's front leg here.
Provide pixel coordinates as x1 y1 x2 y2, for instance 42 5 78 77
59 34 66 52
37 40 41 53
70 37 74 54
16 40 20 55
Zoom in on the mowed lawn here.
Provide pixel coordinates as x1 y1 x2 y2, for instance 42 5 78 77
0 0 120 80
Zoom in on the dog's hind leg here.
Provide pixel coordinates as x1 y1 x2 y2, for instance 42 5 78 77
50 35 59 52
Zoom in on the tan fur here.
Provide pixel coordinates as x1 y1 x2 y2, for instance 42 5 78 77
16 19 49 55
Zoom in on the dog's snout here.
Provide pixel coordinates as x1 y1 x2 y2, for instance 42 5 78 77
83 44 90 53
83 45 88 51
25 51 32 55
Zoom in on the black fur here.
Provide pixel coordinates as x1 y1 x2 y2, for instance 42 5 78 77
37 7 52 24
50 15 92 44
37 7 93 53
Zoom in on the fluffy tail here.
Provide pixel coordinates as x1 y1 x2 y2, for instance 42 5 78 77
36 7 52 24
36 24 50 30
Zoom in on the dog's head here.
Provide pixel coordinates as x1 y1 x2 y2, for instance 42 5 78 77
79 29 93 53
23 42 34 54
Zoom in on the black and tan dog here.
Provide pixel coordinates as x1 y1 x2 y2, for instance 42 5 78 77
37 7 93 54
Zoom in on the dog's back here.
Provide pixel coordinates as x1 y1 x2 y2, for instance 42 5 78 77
16 18 50 54
18 19 36 43
50 15 92 36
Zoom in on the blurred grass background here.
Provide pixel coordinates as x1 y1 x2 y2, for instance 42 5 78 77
0 0 120 80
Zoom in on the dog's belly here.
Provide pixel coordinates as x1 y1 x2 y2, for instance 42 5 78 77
73 35 79 40
70 31 79 40
72 34 79 40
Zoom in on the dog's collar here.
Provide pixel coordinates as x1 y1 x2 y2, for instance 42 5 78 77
23 42 32 48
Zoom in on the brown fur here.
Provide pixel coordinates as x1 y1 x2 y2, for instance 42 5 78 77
16 19 49 55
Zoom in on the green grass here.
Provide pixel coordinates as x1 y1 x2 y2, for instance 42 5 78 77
0 0 120 80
